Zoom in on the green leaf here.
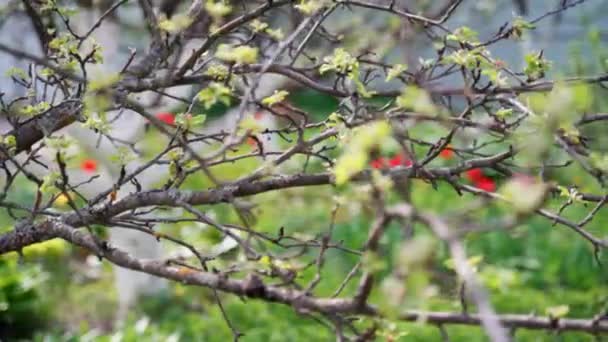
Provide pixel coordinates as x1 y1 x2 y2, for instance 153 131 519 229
159 13 193 33
216 44 258 64
239 116 263 134
334 151 367 186
175 113 206 131
352 77 377 98
334 121 392 185
446 26 479 44
57 6 78 17
262 90 289 106
249 19 268 33
265 27 284 41
444 255 483 271
20 102 51 117
442 49 483 68
44 136 73 151
385 64 408 82
524 52 551 81
110 146 137 166
205 0 232 19
190 114 207 127
196 83 232 109
495 108 513 119
88 73 121 92
5 67 28 79
481 68 508 87
559 123 581 144
545 305 569 318
1 135 17 155
590 152 608 172
396 85 436 115
556 185 583 202
320 48 358 75
40 172 60 194
511 17 535 40
295 0 328 15
204 63 230 81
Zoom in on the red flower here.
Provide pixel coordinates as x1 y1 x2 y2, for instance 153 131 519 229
154 112 175 125
388 154 405 167
370 154 412 169
475 177 496 192
439 146 454 160
370 157 386 169
254 111 264 120
80 159 98 174
465 168 484 182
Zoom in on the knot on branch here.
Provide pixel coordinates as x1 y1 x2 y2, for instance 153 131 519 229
242 273 266 298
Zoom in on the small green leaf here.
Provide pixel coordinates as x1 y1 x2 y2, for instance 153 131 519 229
204 63 230 81
205 0 232 19
159 13 193 33
5 67 28 79
590 152 608 172
396 86 436 115
446 26 479 44
20 102 51 117
175 113 206 130
334 121 392 185
295 0 328 15
262 90 289 106
216 44 258 64
57 6 77 17
556 185 583 203
196 83 232 109
524 52 551 81
239 116 263 134
265 27 284 41
40 172 60 194
88 73 121 92
189 114 207 127
495 108 513 119
249 19 268 33
352 77 377 98
385 64 408 82
511 17 535 40
1 135 17 154
110 146 137 166
545 305 569 318
444 255 483 271
168 148 184 161
320 48 358 75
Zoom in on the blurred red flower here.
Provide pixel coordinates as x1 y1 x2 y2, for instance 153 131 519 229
389 154 413 167
370 154 412 169
370 157 386 169
475 177 496 192
465 168 484 182
439 146 454 159
388 154 404 167
80 159 98 174
154 112 175 125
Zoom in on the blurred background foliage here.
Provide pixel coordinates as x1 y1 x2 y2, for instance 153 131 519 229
1 4 608 342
